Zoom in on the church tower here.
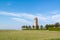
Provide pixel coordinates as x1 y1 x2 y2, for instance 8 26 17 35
34 17 38 29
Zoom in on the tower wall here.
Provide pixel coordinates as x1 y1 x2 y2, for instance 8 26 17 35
34 17 38 29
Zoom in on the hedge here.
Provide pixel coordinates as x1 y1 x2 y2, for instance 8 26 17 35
48 27 60 31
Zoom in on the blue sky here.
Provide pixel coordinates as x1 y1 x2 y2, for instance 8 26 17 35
0 0 60 30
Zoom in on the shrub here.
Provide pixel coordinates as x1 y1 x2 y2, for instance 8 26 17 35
48 27 60 31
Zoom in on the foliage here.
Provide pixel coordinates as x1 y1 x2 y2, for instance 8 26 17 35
22 25 31 30
45 24 49 30
40 25 43 30
36 25 39 30
32 25 34 29
55 22 60 27
22 22 60 31
45 22 60 30
48 27 60 31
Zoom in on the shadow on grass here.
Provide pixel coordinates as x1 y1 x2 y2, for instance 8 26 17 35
45 38 60 40
50 38 60 40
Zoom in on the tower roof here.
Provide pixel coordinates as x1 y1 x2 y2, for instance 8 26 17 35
34 17 38 20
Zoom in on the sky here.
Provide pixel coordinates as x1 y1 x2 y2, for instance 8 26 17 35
0 0 60 30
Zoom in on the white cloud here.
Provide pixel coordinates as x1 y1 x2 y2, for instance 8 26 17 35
0 10 60 30
21 13 35 19
0 12 35 19
51 14 60 22
11 18 32 25
49 10 60 15
0 12 35 20
0 11 49 26
36 14 48 22
0 12 21 17
0 11 60 25
0 11 48 22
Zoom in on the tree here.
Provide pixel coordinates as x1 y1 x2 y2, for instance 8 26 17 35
36 25 39 30
22 25 26 30
45 24 55 30
45 24 49 30
55 22 60 28
32 25 34 29
40 25 43 30
25 25 29 30
28 25 31 30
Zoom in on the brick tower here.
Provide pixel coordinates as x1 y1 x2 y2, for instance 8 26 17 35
34 17 38 29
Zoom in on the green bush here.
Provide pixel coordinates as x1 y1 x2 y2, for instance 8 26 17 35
48 27 60 31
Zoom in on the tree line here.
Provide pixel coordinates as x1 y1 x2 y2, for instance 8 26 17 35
22 22 60 30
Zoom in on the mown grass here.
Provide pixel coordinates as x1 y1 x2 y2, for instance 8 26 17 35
0 30 60 40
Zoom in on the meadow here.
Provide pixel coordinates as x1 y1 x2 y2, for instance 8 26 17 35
0 30 60 40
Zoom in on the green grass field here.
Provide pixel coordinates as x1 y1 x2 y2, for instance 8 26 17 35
0 30 60 40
